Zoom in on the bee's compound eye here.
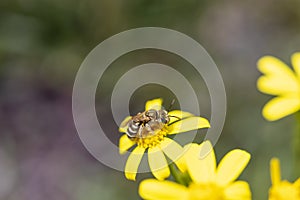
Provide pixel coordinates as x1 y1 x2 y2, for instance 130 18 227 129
161 117 168 124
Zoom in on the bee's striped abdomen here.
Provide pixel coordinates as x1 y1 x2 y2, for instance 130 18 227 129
127 121 140 138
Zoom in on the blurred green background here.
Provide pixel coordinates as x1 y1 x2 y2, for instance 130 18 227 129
1 0 300 199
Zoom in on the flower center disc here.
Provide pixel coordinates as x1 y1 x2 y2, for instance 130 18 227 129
134 127 168 148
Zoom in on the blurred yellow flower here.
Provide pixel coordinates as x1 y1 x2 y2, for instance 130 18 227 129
269 158 300 200
139 141 252 200
119 98 210 181
257 53 300 121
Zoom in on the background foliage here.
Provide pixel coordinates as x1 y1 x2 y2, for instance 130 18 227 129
1 0 300 199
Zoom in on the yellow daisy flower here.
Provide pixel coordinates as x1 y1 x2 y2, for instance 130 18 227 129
269 158 300 200
119 98 210 181
257 53 300 121
139 141 252 200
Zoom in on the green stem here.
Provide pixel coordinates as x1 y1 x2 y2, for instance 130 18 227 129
169 163 186 185
293 111 300 177
168 163 191 186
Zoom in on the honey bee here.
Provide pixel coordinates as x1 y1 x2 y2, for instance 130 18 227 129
120 100 180 139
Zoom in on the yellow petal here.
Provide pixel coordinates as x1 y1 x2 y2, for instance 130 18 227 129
119 116 132 133
160 138 185 172
224 181 252 200
269 181 299 200
145 98 163 111
148 146 170 180
257 56 299 95
257 76 299 95
216 149 250 186
168 110 194 124
257 56 298 80
167 117 210 135
270 158 281 186
291 52 300 78
139 179 189 200
125 146 145 181
185 141 216 183
119 134 136 154
262 96 300 121
294 178 300 187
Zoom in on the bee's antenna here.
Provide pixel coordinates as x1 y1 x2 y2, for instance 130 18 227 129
169 115 181 120
167 99 176 112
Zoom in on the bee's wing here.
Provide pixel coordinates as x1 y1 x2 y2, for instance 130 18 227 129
137 124 144 138
140 121 163 138
119 116 132 132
